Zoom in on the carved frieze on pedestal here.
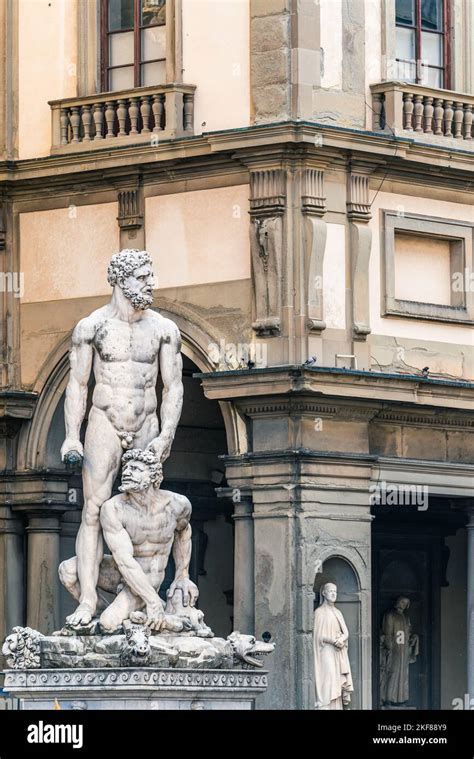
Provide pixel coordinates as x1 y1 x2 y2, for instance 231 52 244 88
347 172 372 341
249 169 286 337
301 168 327 333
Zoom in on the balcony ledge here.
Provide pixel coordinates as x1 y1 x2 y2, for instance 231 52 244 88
371 81 474 151
49 83 196 155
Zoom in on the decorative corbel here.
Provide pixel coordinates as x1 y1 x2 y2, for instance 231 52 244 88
0 202 6 252
249 169 286 337
302 168 327 333
117 188 144 247
347 172 372 340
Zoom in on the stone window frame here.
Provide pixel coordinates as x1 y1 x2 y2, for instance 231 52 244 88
381 209 474 324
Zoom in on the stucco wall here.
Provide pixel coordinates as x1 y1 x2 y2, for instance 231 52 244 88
20 202 119 303
323 221 346 330
19 0 77 159
145 185 251 288
320 0 342 90
182 0 250 133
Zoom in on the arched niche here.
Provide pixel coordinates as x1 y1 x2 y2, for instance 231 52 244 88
313 556 362 710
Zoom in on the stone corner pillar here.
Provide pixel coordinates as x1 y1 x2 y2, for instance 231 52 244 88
232 495 255 635
218 485 255 636
0 506 25 666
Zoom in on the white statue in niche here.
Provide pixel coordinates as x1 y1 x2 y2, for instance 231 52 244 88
313 582 354 710
380 595 419 706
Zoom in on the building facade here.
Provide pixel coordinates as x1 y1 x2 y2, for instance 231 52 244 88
0 0 473 710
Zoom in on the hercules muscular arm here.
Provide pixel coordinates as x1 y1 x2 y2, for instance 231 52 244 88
148 320 183 463
168 496 199 607
60 316 95 460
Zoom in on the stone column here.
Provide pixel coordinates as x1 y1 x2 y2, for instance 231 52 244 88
24 510 63 634
467 507 474 698
0 507 25 662
233 496 255 634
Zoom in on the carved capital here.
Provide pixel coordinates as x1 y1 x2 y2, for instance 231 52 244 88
301 168 326 217
347 174 372 222
249 169 286 217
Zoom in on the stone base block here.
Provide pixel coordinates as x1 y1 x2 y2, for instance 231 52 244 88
4 668 268 710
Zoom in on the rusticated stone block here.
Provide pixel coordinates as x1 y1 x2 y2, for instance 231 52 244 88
251 0 290 18
252 83 290 121
251 15 289 52
402 427 447 461
251 49 289 88
446 431 474 464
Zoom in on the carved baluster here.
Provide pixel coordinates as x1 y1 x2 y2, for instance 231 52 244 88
105 100 116 138
444 100 453 136
117 99 127 136
60 107 69 145
183 93 194 132
152 93 165 132
372 92 384 130
81 104 92 141
70 106 81 143
140 96 151 133
129 97 139 134
402 92 414 131
464 104 473 140
92 103 104 139
423 96 433 134
453 102 464 138
413 94 424 132
433 98 444 135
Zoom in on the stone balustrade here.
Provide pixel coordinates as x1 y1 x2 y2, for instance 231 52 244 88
370 81 474 142
49 83 196 153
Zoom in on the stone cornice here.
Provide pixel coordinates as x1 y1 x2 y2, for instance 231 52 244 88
0 390 37 419
222 449 378 466
196 366 474 414
4 120 474 199
375 409 474 428
0 471 70 510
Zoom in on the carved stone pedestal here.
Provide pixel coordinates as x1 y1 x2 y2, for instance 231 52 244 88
4 668 269 710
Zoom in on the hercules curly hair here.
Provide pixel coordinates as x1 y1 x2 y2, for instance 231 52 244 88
107 249 153 287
